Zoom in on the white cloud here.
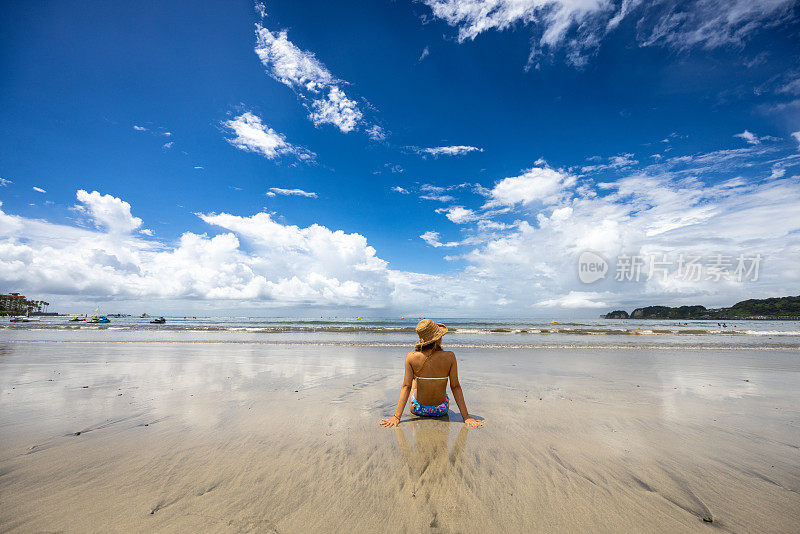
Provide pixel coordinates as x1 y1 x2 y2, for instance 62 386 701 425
133 125 147 131
420 231 460 248
162 132 172 137
581 152 638 172
419 46 430 61
0 178 11 187
609 153 637 167
392 186 410 194
223 111 315 161
366 125 386 141
734 130 761 145
420 0 795 66
162 141 173 149
536 291 610 308
442 206 478 224
308 86 362 133
418 145 483 157
420 184 447 193
2 148 800 314
636 0 795 50
421 194 455 202
792 131 800 149
32 187 46 193
74 189 142 233
777 75 800 95
385 163 403 174
254 24 334 92
769 166 786 179
255 1 267 18
0 197 396 308
254 24 363 133
194 166 204 169
485 166 576 207
266 187 318 198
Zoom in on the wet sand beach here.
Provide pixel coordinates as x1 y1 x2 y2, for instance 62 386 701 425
1 341 799 532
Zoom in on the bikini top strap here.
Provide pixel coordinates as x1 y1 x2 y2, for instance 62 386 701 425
415 348 436 377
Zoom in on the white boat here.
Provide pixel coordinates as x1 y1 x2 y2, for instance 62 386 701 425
10 314 40 323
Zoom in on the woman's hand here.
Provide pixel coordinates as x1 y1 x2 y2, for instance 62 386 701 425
464 417 483 428
380 415 401 427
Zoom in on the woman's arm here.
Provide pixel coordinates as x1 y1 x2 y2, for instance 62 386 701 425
449 354 483 428
380 353 414 427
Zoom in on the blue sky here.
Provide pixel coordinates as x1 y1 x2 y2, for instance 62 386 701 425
1 0 799 315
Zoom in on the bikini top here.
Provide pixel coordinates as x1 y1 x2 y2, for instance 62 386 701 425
414 349 449 381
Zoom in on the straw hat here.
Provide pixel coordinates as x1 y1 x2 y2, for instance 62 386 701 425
414 319 448 350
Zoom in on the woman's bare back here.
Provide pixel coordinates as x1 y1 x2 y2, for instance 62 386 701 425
409 349 453 406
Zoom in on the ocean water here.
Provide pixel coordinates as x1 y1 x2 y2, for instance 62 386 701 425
2 316 799 349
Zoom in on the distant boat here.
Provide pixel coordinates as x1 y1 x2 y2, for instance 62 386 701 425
69 315 87 322
88 307 110 324
140 313 150 318
10 311 39 323
150 316 166 324
10 315 39 323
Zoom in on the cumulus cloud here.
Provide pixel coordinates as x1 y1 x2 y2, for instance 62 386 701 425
421 0 795 66
484 166 576 207
307 87 362 132
266 187 318 198
0 178 12 187
223 112 315 162
392 186 410 194
254 24 363 133
417 145 483 157
0 195 396 308
442 206 478 224
74 190 143 233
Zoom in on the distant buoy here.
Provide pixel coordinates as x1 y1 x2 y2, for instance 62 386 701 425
357 317 361 320
552 320 558 324
401 317 405 319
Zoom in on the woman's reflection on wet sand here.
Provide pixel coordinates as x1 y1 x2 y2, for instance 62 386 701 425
393 414 470 510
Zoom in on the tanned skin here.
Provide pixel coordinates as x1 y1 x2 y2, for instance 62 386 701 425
380 342 483 428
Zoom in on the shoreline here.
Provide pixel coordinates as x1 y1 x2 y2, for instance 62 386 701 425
2 339 800 350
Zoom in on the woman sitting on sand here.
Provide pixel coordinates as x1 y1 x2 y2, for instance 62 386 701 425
381 319 483 428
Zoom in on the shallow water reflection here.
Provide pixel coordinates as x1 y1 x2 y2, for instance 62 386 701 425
394 419 470 501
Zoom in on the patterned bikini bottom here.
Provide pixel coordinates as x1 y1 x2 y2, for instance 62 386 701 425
410 393 449 417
